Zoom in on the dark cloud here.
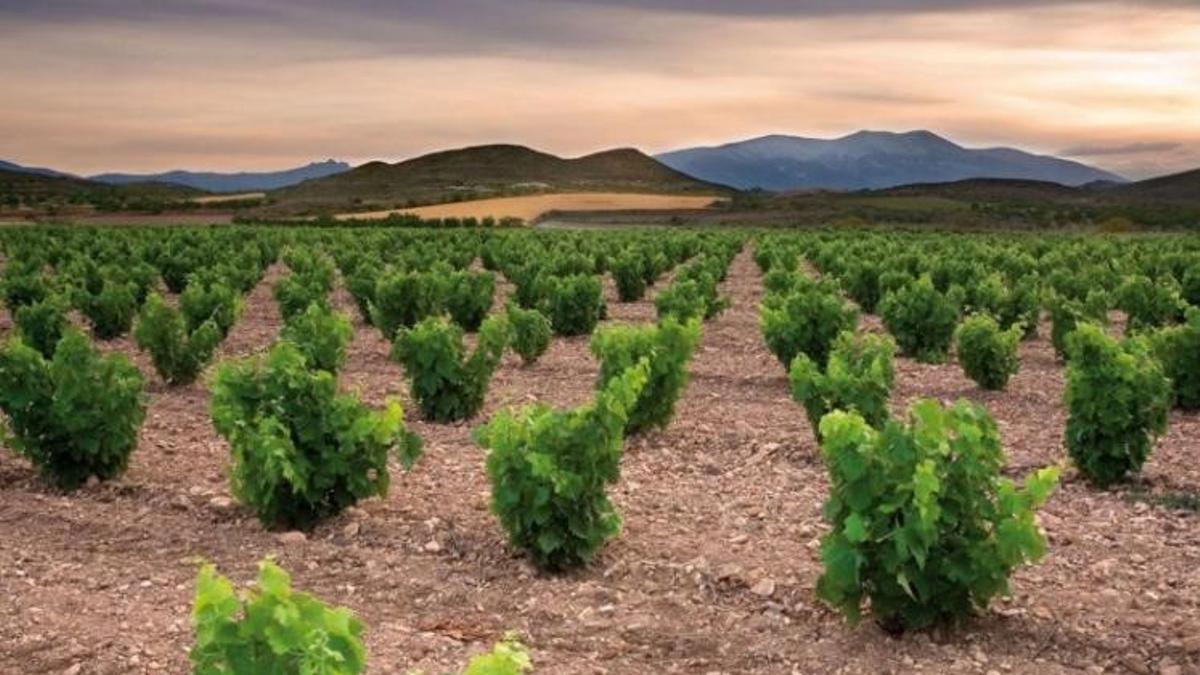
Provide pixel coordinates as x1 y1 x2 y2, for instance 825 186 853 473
1060 141 1184 157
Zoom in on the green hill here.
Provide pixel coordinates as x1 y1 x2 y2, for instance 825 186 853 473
0 167 203 212
267 144 730 215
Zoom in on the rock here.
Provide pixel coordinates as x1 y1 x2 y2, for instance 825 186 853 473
208 496 235 512
751 579 776 597
64 664 83 675
85 475 100 488
277 531 307 545
1182 635 1200 654
1120 656 1151 675
423 539 442 553
1160 664 1183 675
715 563 743 581
343 521 361 537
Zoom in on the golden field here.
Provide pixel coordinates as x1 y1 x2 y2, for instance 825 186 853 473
338 192 720 222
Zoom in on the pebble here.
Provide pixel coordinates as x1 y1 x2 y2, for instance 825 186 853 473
751 579 776 597
277 531 307 545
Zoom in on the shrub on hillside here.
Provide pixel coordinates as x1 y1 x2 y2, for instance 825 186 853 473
506 303 552 366
591 317 701 434
879 276 962 364
475 360 648 570
134 293 223 385
0 329 146 489
955 314 1022 390
761 287 858 372
191 559 366 674
1063 323 1170 487
391 314 509 422
273 272 331 324
654 279 709 323
1046 290 1109 359
181 278 241 337
789 331 895 442
211 342 421 529
816 400 1060 631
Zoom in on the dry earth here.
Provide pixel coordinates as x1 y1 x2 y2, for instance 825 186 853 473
1 246 1198 674
338 193 720 223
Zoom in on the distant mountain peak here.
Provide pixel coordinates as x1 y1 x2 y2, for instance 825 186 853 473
657 130 1123 191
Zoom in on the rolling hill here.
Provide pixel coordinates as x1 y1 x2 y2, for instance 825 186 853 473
269 144 730 214
1109 167 1200 204
656 130 1125 191
91 159 350 193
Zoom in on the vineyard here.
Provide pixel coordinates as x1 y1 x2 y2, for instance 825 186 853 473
0 224 1198 674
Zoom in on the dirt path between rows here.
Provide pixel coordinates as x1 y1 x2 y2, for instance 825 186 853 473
1 247 1198 674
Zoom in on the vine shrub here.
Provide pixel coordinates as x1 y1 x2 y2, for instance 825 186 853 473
0 329 146 489
761 287 858 372
191 559 366 674
955 314 1021 390
14 294 68 359
211 342 422 530
654 279 708 323
506 303 552 366
280 302 353 373
879 276 962 364
181 279 241 337
816 400 1060 631
77 281 138 339
370 269 444 339
1047 290 1108 359
134 293 222 385
591 317 701 434
462 634 533 675
542 274 605 337
1063 323 1170 487
1116 274 1185 333
1149 309 1200 410
474 360 649 571
789 331 895 442
391 314 509 422
444 270 496 332
611 252 648 302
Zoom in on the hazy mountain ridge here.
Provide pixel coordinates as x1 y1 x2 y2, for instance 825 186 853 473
91 159 351 193
656 130 1126 191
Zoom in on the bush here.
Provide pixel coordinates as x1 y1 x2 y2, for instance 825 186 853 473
611 253 647 302
134 293 223 385
211 342 421 529
369 269 443 340
181 279 241 337
273 273 330 324
474 360 649 570
391 314 509 422
14 294 68 359
77 281 138 339
816 399 1060 631
761 287 858 371
462 634 533 675
1116 274 1185 333
191 559 365 674
1047 290 1108 359
1148 309 1200 410
1064 323 1171 487
879 276 961 364
280 302 353 373
789 331 895 442
955 314 1021 390
654 279 708 323
542 274 605 337
444 270 496 332
591 317 701 433
0 329 146 489
506 303 552 366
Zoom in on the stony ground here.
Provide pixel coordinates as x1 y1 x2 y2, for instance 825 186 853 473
1 246 1198 674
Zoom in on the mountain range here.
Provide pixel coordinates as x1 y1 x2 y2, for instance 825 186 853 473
90 159 350 193
655 130 1125 191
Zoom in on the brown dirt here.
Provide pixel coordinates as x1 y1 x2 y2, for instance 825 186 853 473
1 248 1198 674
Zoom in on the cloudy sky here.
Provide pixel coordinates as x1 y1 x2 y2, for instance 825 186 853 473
1 0 1197 179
